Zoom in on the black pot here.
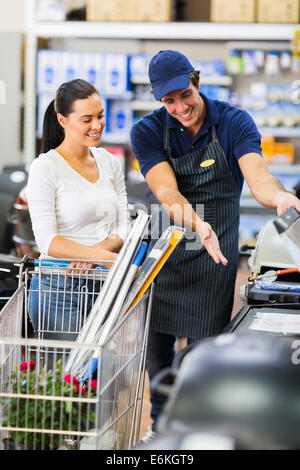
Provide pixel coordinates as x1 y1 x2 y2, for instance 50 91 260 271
172 342 199 369
159 332 300 449
2 437 52 450
150 341 200 397
3 438 25 450
8 202 38 258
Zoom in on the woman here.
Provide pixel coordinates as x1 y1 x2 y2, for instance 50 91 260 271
27 79 130 340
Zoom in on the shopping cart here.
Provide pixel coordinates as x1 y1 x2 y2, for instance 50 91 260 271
21 257 114 341
0 257 153 450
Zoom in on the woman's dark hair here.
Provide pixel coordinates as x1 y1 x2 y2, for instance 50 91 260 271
40 79 99 154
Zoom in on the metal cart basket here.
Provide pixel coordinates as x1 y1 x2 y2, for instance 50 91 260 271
0 258 153 450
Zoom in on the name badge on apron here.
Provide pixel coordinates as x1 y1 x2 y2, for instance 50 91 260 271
200 159 215 168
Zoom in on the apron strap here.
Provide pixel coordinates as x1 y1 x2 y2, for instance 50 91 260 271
163 118 172 160
165 121 219 158
211 125 218 141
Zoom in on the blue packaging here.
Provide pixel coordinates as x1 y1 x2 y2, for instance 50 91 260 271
82 52 105 95
59 51 83 85
37 50 61 92
103 53 131 97
105 99 133 134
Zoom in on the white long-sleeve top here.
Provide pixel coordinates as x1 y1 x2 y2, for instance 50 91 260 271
27 147 130 257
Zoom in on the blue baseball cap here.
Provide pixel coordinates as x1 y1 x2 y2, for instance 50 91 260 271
148 50 195 101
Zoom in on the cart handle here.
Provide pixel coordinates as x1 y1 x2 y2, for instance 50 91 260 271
150 367 178 397
20 255 108 270
34 259 108 270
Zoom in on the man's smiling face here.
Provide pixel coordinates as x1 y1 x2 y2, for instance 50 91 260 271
161 81 204 135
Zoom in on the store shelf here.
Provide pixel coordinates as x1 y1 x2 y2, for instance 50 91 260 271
259 127 300 138
227 41 295 51
131 100 161 111
23 2 300 165
106 91 134 100
131 74 233 86
268 164 300 174
101 133 129 144
240 200 278 212
29 21 299 41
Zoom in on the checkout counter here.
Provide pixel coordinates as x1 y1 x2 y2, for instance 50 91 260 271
225 207 300 336
142 208 300 450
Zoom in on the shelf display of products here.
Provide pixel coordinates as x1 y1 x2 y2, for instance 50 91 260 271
227 49 298 75
27 14 300 246
261 136 295 165
231 81 300 134
36 50 231 140
36 47 300 142
37 49 132 140
37 49 131 97
227 33 300 75
226 41 300 135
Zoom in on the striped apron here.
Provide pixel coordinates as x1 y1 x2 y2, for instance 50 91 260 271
150 125 241 339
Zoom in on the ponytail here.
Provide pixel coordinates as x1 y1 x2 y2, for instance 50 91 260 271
40 99 64 154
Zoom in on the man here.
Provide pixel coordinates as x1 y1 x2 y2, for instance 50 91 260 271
130 50 300 439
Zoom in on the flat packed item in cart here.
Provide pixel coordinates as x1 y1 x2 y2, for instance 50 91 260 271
65 213 150 376
98 226 184 345
80 226 185 384
122 226 185 313
80 241 148 384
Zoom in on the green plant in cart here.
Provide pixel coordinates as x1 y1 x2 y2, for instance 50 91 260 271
1 360 97 450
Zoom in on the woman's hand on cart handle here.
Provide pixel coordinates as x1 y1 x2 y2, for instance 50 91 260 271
66 248 118 275
48 236 118 270
66 261 95 275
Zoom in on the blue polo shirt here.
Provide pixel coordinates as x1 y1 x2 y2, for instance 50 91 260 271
130 93 262 191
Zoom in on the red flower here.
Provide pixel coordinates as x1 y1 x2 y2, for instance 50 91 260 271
64 374 86 395
64 374 80 387
20 361 36 372
89 379 98 390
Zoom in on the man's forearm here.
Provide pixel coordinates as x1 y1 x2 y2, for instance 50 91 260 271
250 174 290 208
156 187 203 233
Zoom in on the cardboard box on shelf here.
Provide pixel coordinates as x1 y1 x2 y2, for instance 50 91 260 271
86 0 135 21
87 0 173 21
135 0 173 22
210 0 256 23
257 0 300 23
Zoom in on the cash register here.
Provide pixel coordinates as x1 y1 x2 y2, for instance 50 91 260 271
226 207 300 335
